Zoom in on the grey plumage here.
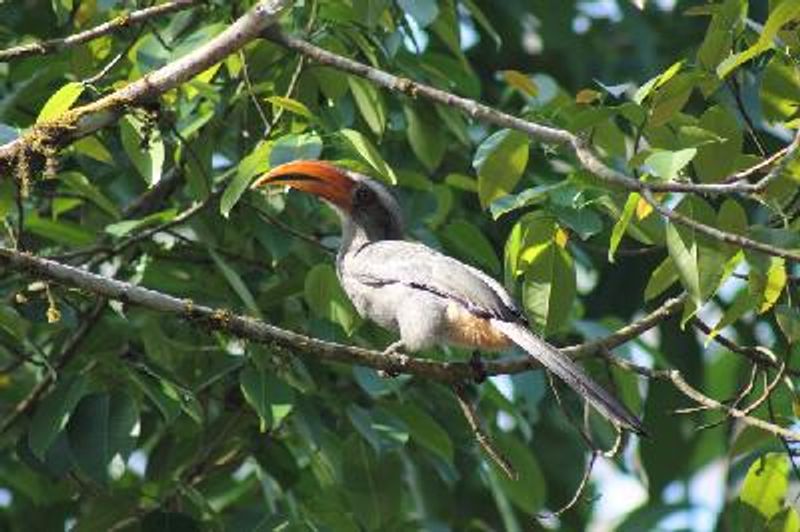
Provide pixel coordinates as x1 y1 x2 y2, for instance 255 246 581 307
255 162 645 434
335 176 644 434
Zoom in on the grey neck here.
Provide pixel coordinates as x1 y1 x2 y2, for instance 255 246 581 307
338 216 370 260
334 208 403 263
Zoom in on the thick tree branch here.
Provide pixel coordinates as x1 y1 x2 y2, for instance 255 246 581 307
0 0 292 174
0 0 201 62
5 248 794 440
0 247 680 384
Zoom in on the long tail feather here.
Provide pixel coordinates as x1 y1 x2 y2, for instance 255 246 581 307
491 320 646 435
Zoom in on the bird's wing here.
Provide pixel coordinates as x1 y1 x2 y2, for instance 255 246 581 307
345 240 524 322
346 241 645 434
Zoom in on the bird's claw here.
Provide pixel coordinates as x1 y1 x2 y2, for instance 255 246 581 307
378 367 401 379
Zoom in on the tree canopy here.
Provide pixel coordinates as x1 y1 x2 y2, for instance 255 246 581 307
0 0 799 530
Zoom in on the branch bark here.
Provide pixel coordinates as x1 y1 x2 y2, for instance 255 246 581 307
265 31 800 262
0 0 292 174
0 0 201 62
6 247 795 441
0 247 681 384
265 31 797 198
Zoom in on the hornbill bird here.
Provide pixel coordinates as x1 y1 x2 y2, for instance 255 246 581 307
252 160 645 435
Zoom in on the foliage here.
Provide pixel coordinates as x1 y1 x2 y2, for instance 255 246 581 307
0 0 799 530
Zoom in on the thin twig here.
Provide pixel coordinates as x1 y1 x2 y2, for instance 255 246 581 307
539 452 599 518
453 384 517 480
0 0 201 62
239 50 272 135
641 188 800 262
691 318 796 375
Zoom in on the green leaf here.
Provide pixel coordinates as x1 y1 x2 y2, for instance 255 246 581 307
66 392 140 483
221 141 271 218
692 106 743 183
634 60 683 104
209 249 261 318
240 365 273 431
768 508 800 532
51 0 73 24
776 305 800 344
304 264 359 334
37 82 84 123
650 73 698 126
265 96 313 119
645 148 697 180
404 103 446 172
706 288 755 345
440 219 501 275
269 132 323 167
676 125 726 148
697 0 747 72
341 435 402 530
27 212 95 246
522 224 576 335
462 0 502 48
617 503 694 532
60 171 120 218
340 128 397 184
120 114 165 186
127 370 182 424
385 403 453 462
348 76 386 136
717 2 800 78
240 366 295 432
473 129 530 208
665 197 723 310
492 434 546 514
551 204 603 240
645 257 679 301
748 254 787 314
489 183 566 220
0 305 30 341
104 208 177 238
760 55 800 124
609 192 640 263
28 374 88 459
740 453 790 520
398 0 439 27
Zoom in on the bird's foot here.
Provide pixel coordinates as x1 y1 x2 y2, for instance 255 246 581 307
378 340 405 378
470 351 487 384
381 340 405 357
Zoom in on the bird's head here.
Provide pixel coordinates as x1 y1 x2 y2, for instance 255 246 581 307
251 160 404 242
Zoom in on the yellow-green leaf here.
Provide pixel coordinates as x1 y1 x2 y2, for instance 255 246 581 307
37 82 84 124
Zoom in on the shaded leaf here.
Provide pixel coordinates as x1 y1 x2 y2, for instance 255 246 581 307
473 129 529 208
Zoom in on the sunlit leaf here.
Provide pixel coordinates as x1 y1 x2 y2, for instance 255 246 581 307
37 82 84 123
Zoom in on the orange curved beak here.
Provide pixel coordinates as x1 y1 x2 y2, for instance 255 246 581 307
251 160 355 211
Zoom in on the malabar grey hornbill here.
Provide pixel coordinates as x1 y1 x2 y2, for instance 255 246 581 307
252 160 645 434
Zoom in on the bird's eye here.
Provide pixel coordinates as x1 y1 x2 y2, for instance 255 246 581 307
354 185 374 204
